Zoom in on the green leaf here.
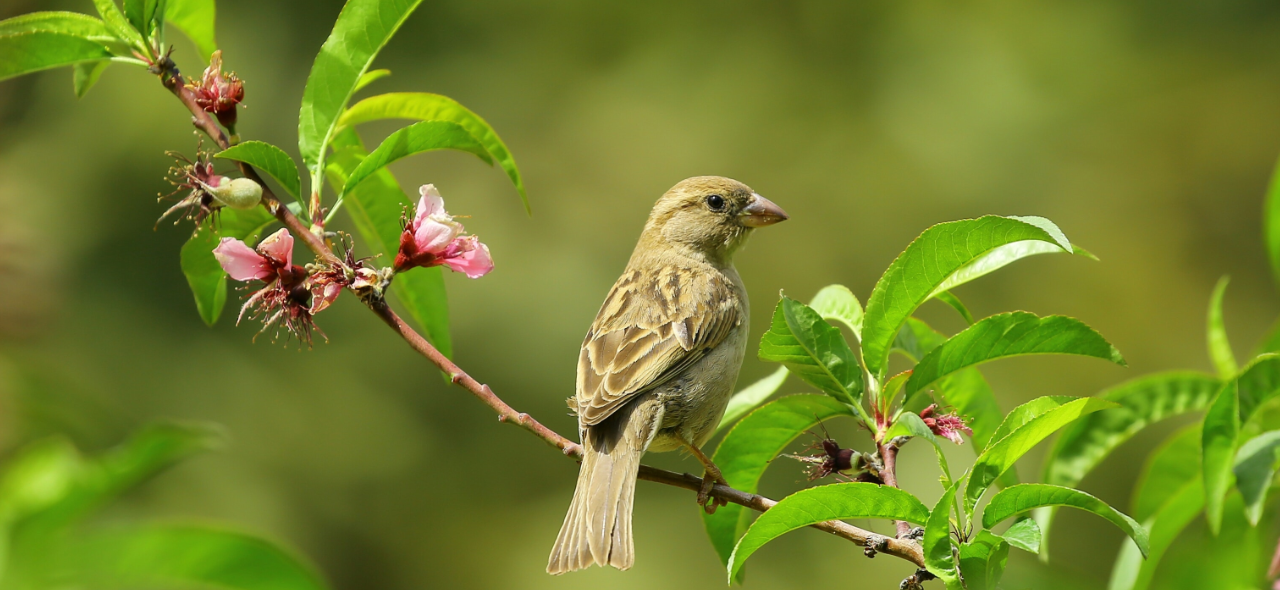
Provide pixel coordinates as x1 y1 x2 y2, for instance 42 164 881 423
73 60 109 97
1043 372 1220 495
882 370 913 410
0 13 123 96
1036 372 1219 553
1000 518 1041 554
862 215 1076 376
0 33 114 82
934 290 974 325
353 68 390 92
1109 427 1203 590
966 397 1117 512
891 317 947 363
4 423 220 534
124 0 163 40
758 296 863 407
1235 354 1280 421
959 531 1010 590
1132 425 1201 522
1107 482 1203 590
340 120 489 198
927 217 1077 298
1265 152 1280 288
923 481 963 590
325 127 451 357
339 92 528 213
65 524 327 590
715 366 789 434
1207 276 1237 380
884 411 952 484
1201 380 1239 535
891 414 955 485
727 483 929 581
165 0 217 60
91 0 147 51
1196 352 1280 533
216 141 303 200
0 438 81 522
987 396 1076 451
807 284 862 340
297 0 425 188
982 484 1149 558
905 312 1125 401
0 12 114 39
180 208 276 326
702 394 853 576
889 317 1005 451
1232 429 1280 525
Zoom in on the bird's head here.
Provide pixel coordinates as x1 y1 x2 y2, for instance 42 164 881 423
640 176 788 264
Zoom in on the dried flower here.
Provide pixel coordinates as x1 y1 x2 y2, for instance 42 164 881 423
187 50 244 128
784 422 869 481
213 229 322 345
394 185 494 278
920 404 973 445
304 233 392 313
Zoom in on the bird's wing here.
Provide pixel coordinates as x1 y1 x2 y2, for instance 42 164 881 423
576 265 741 426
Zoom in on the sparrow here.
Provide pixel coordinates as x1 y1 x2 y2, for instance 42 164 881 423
547 176 788 574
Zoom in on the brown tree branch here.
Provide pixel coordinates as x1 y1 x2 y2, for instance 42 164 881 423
154 61 926 570
878 441 914 539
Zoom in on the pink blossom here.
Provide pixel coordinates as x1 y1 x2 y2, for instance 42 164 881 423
920 404 973 445
212 228 320 345
213 238 274 281
256 228 293 267
440 236 494 278
394 184 493 278
412 185 464 252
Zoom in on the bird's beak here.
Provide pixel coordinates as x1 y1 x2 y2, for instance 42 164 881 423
739 193 789 227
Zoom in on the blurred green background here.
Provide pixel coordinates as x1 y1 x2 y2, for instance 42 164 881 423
2 0 1280 588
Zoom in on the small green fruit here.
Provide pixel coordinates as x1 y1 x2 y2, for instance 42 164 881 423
206 177 262 210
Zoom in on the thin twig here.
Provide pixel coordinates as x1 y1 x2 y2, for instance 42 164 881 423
154 62 927 570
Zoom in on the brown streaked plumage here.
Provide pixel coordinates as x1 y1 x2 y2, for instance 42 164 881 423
547 176 788 574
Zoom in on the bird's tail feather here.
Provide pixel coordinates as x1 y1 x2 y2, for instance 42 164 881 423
547 400 659 574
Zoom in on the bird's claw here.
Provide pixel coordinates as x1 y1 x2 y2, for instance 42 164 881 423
697 473 730 514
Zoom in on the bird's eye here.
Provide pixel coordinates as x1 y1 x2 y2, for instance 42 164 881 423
706 194 725 211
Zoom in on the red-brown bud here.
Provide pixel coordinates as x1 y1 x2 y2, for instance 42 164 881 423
187 50 243 128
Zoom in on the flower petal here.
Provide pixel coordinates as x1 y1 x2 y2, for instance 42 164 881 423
213 237 273 281
257 228 294 267
414 184 446 225
310 282 343 314
414 217 462 254
442 237 494 278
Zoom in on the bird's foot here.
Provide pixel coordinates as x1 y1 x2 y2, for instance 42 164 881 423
682 440 731 513
697 470 730 514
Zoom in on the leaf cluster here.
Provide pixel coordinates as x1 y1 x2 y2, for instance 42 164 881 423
706 215 1140 588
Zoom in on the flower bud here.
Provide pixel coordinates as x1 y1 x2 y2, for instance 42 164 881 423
187 50 244 129
205 177 262 210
